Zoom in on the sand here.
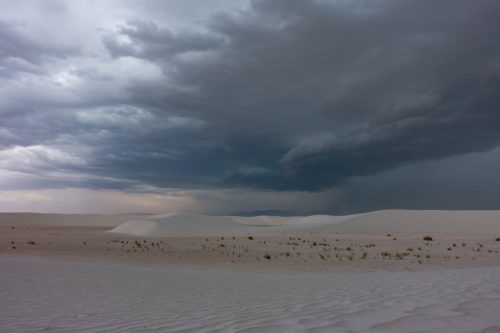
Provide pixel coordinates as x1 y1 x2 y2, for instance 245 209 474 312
109 210 500 237
1 256 500 333
3 210 499 271
109 213 358 237
1 210 500 332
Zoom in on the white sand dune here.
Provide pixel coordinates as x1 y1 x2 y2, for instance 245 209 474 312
3 211 500 332
320 209 500 234
109 213 358 237
2 256 500 333
110 210 500 237
110 213 249 237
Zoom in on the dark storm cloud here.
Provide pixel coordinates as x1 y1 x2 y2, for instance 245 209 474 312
100 0 500 190
2 0 500 199
328 147 500 214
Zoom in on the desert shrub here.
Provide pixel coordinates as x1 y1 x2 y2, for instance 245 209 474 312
395 252 409 260
423 236 433 241
495 237 500 241
263 254 271 260
248 236 254 240
27 241 36 245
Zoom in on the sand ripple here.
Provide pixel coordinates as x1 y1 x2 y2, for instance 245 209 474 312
1 257 500 332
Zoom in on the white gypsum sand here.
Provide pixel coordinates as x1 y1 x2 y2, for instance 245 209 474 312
1 256 500 333
108 213 358 237
108 210 500 237
2 210 500 332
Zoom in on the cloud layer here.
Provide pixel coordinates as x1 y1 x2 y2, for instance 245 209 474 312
1 0 500 213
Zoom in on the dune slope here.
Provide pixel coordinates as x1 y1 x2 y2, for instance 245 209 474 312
109 210 500 237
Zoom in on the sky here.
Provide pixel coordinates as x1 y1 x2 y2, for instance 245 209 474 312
1 0 500 215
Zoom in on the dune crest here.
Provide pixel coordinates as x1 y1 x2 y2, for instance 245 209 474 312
109 210 500 237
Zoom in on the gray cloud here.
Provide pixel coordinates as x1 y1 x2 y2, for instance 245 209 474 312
1 0 500 212
0 20 77 80
108 0 500 190
0 21 72 64
103 20 224 61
